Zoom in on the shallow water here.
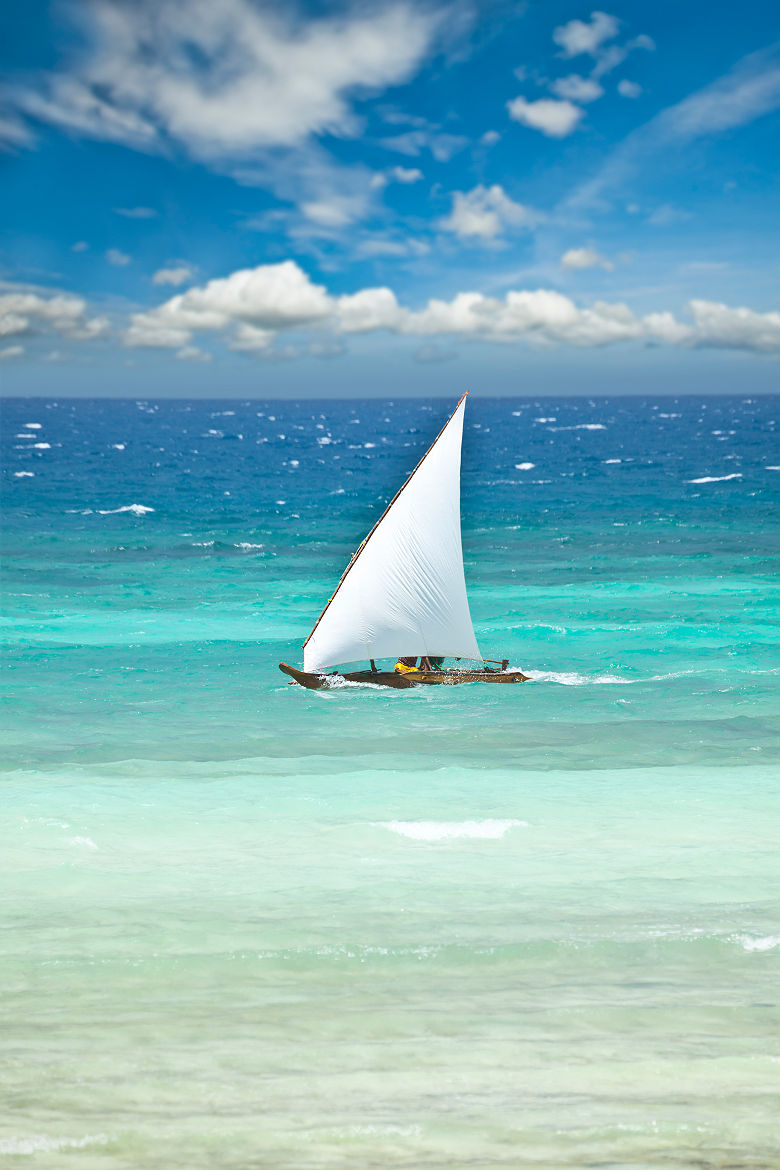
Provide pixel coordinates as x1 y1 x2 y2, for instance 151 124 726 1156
2 395 779 1167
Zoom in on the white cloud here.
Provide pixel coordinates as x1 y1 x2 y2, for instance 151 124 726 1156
0 345 25 359
439 184 540 240
300 195 368 228
617 79 642 98
685 300 780 353
0 285 109 342
11 1 440 159
550 75 604 103
0 113 34 150
175 345 211 361
481 129 500 145
106 248 131 267
122 259 780 357
355 237 429 258
153 265 195 287
387 165 423 183
378 128 467 161
553 12 619 58
72 241 89 252
568 46 780 210
561 247 613 271
115 206 158 219
507 96 584 138
125 260 331 348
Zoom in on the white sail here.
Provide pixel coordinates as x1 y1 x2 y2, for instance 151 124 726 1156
303 396 482 672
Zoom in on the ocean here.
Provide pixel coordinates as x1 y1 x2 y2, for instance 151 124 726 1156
2 394 779 1168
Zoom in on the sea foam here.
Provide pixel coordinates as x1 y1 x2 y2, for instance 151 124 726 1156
687 473 742 484
97 504 155 515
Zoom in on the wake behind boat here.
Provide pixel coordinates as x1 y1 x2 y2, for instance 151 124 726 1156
279 393 530 690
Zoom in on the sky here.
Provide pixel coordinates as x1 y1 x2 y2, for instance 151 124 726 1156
1 0 779 397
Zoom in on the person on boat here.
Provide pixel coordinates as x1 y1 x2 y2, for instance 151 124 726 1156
395 655 446 673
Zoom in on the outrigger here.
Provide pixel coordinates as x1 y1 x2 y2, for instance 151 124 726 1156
279 394 531 691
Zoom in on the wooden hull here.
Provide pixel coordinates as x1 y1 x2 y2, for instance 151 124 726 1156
279 662 531 690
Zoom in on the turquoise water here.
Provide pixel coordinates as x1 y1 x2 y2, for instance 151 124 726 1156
2 395 779 1167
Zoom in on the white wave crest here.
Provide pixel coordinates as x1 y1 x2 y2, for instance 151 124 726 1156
34 442 51 449
687 473 742 484
236 542 263 550
24 422 42 429
69 836 98 850
515 462 535 470
382 818 527 841
14 471 34 477
97 504 155 515
734 934 780 952
532 671 633 686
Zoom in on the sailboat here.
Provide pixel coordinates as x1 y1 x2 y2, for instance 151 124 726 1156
279 393 531 689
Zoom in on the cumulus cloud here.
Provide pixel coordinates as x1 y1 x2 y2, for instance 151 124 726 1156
106 248 131 266
72 241 89 253
10 0 440 160
617 79 642 98
387 165 423 183
0 345 25 359
507 96 584 138
439 185 541 240
550 75 604 103
120 259 780 358
553 12 619 58
153 265 195 287
125 260 331 348
561 247 614 271
0 285 109 343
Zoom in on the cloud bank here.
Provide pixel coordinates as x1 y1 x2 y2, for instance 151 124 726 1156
122 260 780 357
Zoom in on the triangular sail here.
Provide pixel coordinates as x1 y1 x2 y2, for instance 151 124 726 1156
303 395 482 672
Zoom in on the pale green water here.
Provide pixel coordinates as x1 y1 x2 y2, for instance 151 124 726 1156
2 396 779 1167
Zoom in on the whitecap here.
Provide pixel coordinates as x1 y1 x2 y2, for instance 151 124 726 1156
236 542 263 550
192 540 215 547
557 423 606 431
765 465 780 471
604 458 622 464
364 442 376 448
734 934 780 952
69 836 98 850
112 443 126 450
534 416 556 423
24 422 42 429
14 471 34 477
15 433 35 439
515 462 535 470
34 442 51 449
97 504 155 515
687 473 742 484
289 459 300 467
382 819 527 841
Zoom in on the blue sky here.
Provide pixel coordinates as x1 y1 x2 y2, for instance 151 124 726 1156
1 0 779 396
